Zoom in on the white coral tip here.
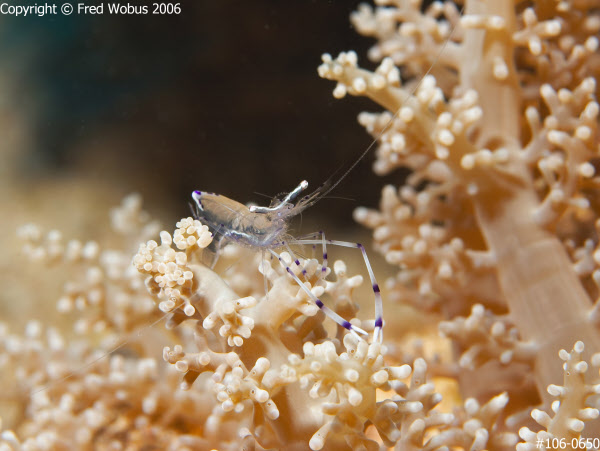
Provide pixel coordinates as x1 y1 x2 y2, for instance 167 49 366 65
183 304 195 316
463 418 483 435
1 430 19 445
202 316 216 330
461 154 475 170
575 361 588 373
465 398 479 415
579 408 599 420
490 392 509 410
159 231 172 245
540 83 554 98
406 401 423 413
472 428 489 449
198 352 210 366
265 401 279 420
352 77 367 93
500 350 513 364
321 53 332 63
518 426 537 441
568 418 584 432
253 388 270 403
493 58 509 80
576 126 592 141
249 358 267 374
579 162 595 177
345 369 359 383
371 369 389 385
547 384 566 397
371 74 386 89
488 15 505 29
348 387 363 406
309 434 326 451
175 360 188 373
438 129 455 146
399 106 414 122
333 83 347 99
221 399 235 412
551 400 560 413
390 364 412 379
531 408 551 427
303 341 316 355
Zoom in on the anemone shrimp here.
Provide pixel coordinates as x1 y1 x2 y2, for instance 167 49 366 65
191 179 385 342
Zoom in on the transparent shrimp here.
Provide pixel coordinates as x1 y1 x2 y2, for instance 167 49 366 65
192 181 384 342
191 179 319 253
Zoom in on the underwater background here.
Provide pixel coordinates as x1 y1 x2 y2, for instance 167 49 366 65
0 1 389 225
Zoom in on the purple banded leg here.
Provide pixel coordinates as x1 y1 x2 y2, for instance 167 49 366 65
267 248 368 340
295 232 328 280
294 239 384 343
318 231 328 280
283 242 308 279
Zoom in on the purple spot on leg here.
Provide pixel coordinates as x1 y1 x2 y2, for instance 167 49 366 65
302 269 307 276
315 300 324 308
357 243 363 249
375 317 383 328
286 268 293 275
323 253 328 260
295 259 300 266
342 321 352 330
373 284 380 293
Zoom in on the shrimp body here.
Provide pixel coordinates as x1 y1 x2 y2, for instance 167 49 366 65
192 180 319 249
192 191 284 248
191 180 384 342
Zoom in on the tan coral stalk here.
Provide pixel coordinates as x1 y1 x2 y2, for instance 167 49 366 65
460 0 600 406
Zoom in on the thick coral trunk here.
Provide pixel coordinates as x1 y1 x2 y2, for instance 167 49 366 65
474 189 600 403
462 0 600 421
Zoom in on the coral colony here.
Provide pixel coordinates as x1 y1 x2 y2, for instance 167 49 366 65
2 0 600 449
